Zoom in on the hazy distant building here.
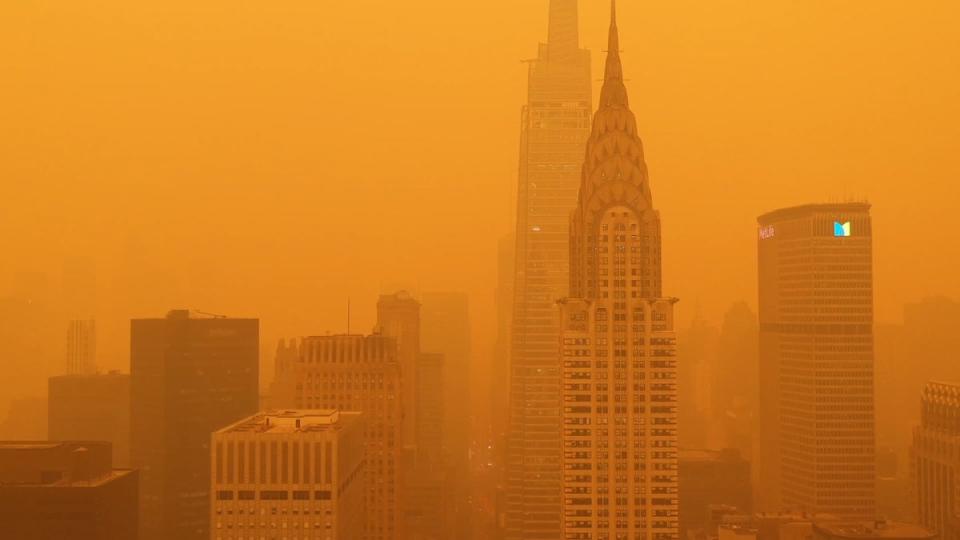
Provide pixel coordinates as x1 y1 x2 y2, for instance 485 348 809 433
678 316 718 448
0 440 138 539
877 298 960 468
131 310 259 540
912 382 960 540
376 291 421 450
714 303 760 457
557 5 680 539
210 409 365 540
272 334 402 540
66 319 97 375
420 291 472 538
680 448 752 537
404 352 446 540
415 353 444 466
493 233 514 448
757 203 875 518
0 395 47 441
48 372 130 467
506 0 593 536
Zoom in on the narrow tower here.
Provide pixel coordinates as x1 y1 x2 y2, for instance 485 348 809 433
559 3 681 538
506 0 592 538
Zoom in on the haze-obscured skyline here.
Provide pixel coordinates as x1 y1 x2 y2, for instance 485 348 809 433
2 0 958 376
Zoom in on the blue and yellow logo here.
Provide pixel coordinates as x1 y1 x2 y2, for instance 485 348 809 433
834 221 851 237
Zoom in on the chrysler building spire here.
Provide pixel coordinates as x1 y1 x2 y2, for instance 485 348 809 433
601 0 629 107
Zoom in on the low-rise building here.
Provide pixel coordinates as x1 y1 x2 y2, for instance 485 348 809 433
210 409 364 540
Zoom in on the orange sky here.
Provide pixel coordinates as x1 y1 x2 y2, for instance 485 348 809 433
1 0 958 377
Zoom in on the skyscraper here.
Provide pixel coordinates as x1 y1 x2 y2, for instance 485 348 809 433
66 319 97 375
210 409 366 540
756 203 875 519
376 291 421 451
506 0 592 537
557 3 680 538
0 440 138 540
131 310 259 540
911 381 960 540
420 291 472 538
272 334 403 540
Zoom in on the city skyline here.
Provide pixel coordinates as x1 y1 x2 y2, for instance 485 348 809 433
2 2 957 384
0 1 958 539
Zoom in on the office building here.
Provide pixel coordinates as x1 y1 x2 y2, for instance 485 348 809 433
66 319 97 375
210 409 365 540
506 0 592 535
0 440 138 539
421 292 472 538
680 448 753 537
272 334 402 540
757 203 875 519
131 310 259 540
48 371 131 467
376 291 421 449
557 3 680 538
912 382 960 540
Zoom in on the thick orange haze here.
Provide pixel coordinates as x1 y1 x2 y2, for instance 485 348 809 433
1 1 958 395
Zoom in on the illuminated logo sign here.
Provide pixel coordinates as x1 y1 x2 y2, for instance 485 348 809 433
834 221 851 237
759 225 776 240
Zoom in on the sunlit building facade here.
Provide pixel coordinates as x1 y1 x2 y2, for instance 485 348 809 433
210 409 365 540
558 5 680 539
912 382 960 540
756 203 875 519
272 335 402 540
506 0 592 537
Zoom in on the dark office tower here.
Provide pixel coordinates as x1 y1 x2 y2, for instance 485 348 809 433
272 335 403 540
911 382 960 540
714 303 759 456
421 291 472 538
48 372 131 467
67 319 97 375
0 441 138 539
558 3 680 538
376 291 421 451
757 203 875 519
679 449 753 538
506 0 591 536
130 310 258 540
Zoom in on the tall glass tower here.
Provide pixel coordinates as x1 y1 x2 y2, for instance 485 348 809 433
506 1 592 538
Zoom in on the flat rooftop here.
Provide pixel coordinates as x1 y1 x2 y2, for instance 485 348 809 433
814 521 936 540
218 409 360 435
0 441 133 488
758 202 871 224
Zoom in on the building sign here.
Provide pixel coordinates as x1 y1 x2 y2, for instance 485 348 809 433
759 225 776 240
834 221 851 237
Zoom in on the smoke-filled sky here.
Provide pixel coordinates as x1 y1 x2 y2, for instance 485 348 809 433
1 0 958 377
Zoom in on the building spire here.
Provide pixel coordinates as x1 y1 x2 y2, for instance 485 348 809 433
600 0 628 106
547 0 579 61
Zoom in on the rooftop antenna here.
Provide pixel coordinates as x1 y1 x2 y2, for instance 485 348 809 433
347 297 351 335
